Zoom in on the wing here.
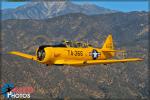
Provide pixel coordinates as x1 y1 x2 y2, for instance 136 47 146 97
86 58 143 64
8 51 37 61
54 58 143 65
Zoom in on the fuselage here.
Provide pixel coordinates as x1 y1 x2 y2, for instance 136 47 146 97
37 47 114 65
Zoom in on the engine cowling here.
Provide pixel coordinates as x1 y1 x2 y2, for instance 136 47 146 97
36 45 54 64
37 48 45 61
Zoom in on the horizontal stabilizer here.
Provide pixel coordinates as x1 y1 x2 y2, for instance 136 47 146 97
8 51 37 61
102 49 126 52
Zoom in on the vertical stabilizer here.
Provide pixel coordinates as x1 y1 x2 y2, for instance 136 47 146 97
102 34 114 50
102 34 115 57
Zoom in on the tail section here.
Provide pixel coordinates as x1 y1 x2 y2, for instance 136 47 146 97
102 34 115 57
102 34 114 50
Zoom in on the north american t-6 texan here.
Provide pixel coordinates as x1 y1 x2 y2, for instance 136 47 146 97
9 34 143 66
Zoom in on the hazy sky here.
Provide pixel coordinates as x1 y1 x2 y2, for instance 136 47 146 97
2 1 148 12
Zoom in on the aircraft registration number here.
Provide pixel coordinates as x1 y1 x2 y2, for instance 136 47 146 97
67 50 83 56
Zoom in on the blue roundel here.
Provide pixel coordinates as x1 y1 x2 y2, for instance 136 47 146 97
91 49 100 60
1 83 14 98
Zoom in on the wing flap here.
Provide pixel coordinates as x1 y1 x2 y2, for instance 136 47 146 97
87 58 143 64
54 60 84 65
9 51 37 61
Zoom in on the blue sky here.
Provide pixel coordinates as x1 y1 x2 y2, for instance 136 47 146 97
1 1 148 12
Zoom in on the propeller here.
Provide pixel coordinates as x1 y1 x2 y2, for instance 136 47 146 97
37 44 54 61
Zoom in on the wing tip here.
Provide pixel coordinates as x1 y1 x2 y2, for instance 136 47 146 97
131 58 144 61
8 51 18 54
8 51 14 54
138 58 144 61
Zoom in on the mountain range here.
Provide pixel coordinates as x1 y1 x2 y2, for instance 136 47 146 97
2 1 116 20
1 11 149 99
2 11 148 52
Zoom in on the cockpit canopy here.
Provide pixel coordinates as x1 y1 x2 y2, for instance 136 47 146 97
50 40 92 48
51 42 67 47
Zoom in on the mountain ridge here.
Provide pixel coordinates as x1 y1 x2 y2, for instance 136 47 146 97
2 1 117 20
2 11 148 52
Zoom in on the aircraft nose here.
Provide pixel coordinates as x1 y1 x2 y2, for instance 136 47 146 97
37 45 51 61
37 48 45 61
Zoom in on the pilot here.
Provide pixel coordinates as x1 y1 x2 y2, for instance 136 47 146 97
65 41 70 47
77 42 82 47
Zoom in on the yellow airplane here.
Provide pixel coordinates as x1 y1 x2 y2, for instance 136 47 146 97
9 34 143 66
